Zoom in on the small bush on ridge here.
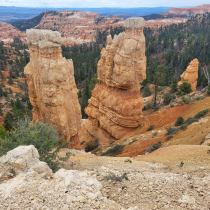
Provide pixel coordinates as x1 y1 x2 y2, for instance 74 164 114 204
166 127 178 135
142 84 152 97
102 145 125 157
0 118 68 172
147 124 154 131
179 82 192 94
163 93 176 105
175 116 184 126
147 141 162 153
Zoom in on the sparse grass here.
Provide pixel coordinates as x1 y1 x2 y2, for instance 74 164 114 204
147 124 154 131
143 102 153 111
10 168 16 176
101 145 125 157
166 127 179 135
200 138 205 145
128 139 137 145
124 158 132 163
157 87 164 92
181 96 190 104
93 148 101 154
194 109 209 120
104 172 128 182
166 109 209 136
147 141 162 153
85 139 99 152
153 132 158 137
179 161 184 167
180 124 188 130
166 135 173 141
154 106 160 112
80 141 85 145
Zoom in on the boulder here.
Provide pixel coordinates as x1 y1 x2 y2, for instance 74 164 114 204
0 145 53 178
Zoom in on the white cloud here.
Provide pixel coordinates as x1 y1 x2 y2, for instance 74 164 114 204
0 0 210 8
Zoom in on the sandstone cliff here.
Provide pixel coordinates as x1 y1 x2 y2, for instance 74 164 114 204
178 58 199 92
24 29 82 149
79 17 146 145
161 4 210 18
34 10 124 45
0 22 26 44
145 18 187 28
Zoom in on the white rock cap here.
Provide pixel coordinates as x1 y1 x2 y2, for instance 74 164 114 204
124 17 145 29
26 29 63 48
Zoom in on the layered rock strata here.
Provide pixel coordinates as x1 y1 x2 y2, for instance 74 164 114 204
24 29 82 149
178 58 199 92
35 10 124 45
0 22 26 44
80 17 146 144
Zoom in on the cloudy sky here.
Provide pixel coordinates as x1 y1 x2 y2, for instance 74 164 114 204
0 0 209 8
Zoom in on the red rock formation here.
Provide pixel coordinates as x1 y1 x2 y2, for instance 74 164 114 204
145 17 187 28
178 59 199 92
161 4 210 18
0 22 26 44
34 10 124 45
79 17 146 145
24 29 82 149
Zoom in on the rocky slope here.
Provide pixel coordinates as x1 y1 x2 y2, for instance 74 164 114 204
145 17 188 28
79 17 146 145
1 145 210 210
0 22 26 44
161 4 210 18
24 29 82 149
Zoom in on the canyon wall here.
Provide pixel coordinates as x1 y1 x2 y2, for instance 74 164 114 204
24 29 82 149
0 22 26 44
79 17 146 145
35 10 124 45
178 58 199 92
161 4 210 18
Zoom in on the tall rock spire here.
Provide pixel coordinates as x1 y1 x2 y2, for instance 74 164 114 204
25 29 82 149
178 58 199 92
79 17 147 145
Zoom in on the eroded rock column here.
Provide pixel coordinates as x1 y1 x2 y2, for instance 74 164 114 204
178 58 199 92
24 29 82 149
79 17 146 144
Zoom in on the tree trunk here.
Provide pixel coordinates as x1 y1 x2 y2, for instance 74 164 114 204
154 84 158 107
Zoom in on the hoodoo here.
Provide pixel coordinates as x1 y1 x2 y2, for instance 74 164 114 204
24 29 82 149
79 17 147 144
178 58 199 92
